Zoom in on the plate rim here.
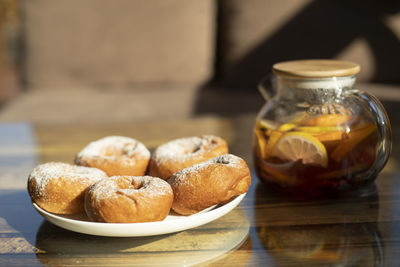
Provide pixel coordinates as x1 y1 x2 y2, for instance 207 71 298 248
33 193 246 237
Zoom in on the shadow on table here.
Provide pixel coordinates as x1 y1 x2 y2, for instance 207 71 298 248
253 183 383 266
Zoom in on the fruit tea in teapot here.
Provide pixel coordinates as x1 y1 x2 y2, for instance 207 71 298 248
253 60 391 196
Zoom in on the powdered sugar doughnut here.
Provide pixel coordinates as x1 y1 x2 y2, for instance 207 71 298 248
167 154 251 215
28 162 107 214
149 135 228 180
84 176 173 223
75 136 150 177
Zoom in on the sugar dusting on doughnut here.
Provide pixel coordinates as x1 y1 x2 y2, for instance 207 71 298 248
152 135 222 163
77 136 150 161
28 162 106 197
75 136 151 176
167 154 251 215
28 162 107 214
149 135 229 180
169 154 242 186
88 176 170 200
85 176 173 223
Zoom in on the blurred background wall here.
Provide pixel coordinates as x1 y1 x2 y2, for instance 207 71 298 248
0 0 399 122
22 0 215 90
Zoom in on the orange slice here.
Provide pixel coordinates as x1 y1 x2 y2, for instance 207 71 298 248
295 125 345 151
313 131 343 153
254 128 267 158
274 132 328 167
302 114 352 126
313 131 344 142
312 130 344 151
331 123 377 162
264 131 283 158
295 126 344 133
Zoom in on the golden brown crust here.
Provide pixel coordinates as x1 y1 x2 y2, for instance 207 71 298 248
84 176 173 223
149 135 229 180
167 154 251 215
28 162 107 214
75 136 150 176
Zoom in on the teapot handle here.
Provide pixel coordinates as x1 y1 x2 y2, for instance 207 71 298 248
355 90 392 173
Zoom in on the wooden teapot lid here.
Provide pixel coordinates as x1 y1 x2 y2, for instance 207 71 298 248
273 59 360 78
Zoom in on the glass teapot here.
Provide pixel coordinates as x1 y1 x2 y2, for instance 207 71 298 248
253 60 391 196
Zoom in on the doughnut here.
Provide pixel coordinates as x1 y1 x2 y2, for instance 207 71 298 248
149 135 228 180
28 162 107 214
167 154 251 215
75 136 150 177
84 176 173 223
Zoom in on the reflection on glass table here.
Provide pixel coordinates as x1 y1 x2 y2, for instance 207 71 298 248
35 207 251 267
254 183 382 266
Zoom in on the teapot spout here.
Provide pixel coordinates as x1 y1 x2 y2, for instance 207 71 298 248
258 74 276 101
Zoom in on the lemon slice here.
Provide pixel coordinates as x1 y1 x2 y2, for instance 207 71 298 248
274 132 328 167
295 126 344 133
278 123 297 132
257 119 279 130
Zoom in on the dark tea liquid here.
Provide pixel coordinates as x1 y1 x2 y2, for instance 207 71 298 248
254 113 378 196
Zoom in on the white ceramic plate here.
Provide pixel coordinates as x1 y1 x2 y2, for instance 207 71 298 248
32 193 246 237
